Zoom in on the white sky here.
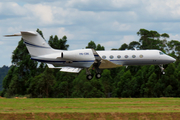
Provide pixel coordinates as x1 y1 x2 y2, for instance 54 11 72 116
1 0 180 66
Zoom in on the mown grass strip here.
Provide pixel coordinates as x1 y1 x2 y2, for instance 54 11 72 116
0 98 180 113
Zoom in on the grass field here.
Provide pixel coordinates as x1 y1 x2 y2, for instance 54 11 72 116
0 97 180 119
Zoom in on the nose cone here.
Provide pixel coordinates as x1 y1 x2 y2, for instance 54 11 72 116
167 56 176 63
159 55 176 64
171 57 176 63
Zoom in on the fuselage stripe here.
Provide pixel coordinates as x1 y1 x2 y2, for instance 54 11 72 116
24 41 51 49
31 58 95 63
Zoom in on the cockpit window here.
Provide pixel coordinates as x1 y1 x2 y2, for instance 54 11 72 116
159 52 164 55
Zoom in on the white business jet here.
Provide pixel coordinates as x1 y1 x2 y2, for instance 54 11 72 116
5 31 176 80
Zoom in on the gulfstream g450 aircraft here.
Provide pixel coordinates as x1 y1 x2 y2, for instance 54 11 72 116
5 31 176 80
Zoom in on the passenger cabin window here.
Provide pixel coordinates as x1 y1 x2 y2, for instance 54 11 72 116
117 55 121 59
125 55 128 58
102 55 106 59
139 55 143 58
132 55 136 58
110 55 114 59
159 52 164 55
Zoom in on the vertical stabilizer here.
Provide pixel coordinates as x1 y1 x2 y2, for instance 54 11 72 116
21 31 54 57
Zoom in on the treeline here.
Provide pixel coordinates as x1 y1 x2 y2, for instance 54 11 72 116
0 66 11 91
1 28 180 98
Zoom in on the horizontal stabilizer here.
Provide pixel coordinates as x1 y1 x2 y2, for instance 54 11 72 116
60 67 82 73
4 31 37 37
21 31 37 36
4 33 21 37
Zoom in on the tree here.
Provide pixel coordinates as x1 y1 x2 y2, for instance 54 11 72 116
119 43 128 50
86 41 105 50
167 40 180 59
144 72 157 97
117 70 132 97
161 33 169 39
2 38 38 97
0 65 10 91
28 67 55 98
48 35 69 50
53 72 76 98
86 41 96 49
96 44 105 50
128 41 140 50
137 29 162 50
36 29 44 38
100 69 112 97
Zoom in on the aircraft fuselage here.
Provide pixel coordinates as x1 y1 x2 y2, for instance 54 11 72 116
31 49 175 68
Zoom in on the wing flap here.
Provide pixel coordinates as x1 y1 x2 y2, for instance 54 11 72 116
47 64 82 73
60 67 82 73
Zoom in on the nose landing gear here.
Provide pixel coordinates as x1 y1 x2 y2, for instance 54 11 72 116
159 64 165 74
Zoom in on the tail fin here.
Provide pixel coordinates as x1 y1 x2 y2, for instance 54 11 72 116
5 31 54 57
21 31 54 57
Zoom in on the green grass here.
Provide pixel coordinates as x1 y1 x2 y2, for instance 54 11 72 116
0 98 180 113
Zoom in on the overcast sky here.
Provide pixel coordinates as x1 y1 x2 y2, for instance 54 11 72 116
1 0 180 66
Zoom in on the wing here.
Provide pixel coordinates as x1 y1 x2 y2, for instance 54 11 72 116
47 64 82 73
99 59 122 69
90 49 122 69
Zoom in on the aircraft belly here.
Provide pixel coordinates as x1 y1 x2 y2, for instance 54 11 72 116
122 59 169 65
31 58 94 68
110 59 157 66
64 62 94 68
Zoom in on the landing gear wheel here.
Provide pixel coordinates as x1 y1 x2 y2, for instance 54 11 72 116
159 64 165 75
95 73 101 79
87 74 93 80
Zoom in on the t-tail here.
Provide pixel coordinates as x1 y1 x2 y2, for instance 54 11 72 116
5 31 55 57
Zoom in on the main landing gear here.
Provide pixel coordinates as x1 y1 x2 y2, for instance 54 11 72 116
95 73 101 79
159 64 165 75
86 68 102 80
86 74 93 80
